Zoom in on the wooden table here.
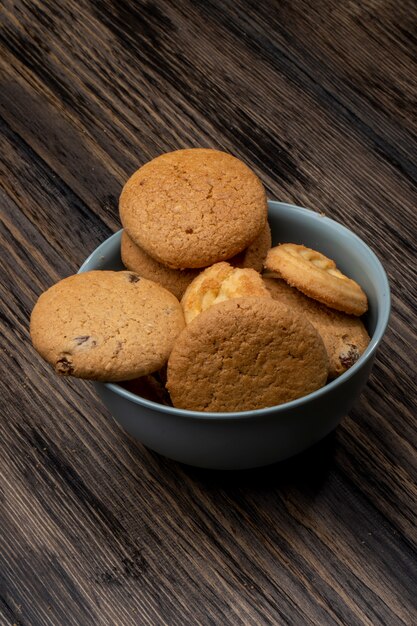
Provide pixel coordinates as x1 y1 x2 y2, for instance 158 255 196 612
1 1 416 624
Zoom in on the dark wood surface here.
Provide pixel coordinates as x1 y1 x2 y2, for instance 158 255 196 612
1 1 416 624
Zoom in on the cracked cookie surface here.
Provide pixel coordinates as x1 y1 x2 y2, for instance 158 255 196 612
264 243 368 316
119 148 267 269
30 270 185 381
167 297 328 412
263 274 370 378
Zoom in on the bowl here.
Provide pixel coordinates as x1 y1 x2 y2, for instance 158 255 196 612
78 201 390 470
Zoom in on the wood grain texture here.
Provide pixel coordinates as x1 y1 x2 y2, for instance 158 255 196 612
1 0 416 624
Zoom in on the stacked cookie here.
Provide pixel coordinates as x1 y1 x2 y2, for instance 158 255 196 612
165 248 369 411
262 244 369 379
30 148 370 413
119 149 271 299
30 149 270 389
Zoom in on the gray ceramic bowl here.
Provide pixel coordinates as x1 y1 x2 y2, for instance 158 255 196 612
79 202 390 470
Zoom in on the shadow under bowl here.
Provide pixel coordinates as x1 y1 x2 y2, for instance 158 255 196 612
79 201 390 470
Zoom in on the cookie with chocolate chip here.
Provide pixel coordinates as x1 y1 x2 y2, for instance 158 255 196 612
30 270 185 381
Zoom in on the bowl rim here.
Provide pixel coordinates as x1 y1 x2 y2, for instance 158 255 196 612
79 201 391 421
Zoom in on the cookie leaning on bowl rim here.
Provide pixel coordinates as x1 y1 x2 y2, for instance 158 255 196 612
264 244 368 316
30 270 185 382
119 148 268 269
167 297 329 412
263 274 370 379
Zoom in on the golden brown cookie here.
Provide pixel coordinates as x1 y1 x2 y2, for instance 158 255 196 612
181 262 271 324
119 149 267 269
30 271 185 382
263 274 370 378
121 230 199 300
264 244 368 316
167 297 329 412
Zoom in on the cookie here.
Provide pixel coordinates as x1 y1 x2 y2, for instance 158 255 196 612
30 271 185 382
121 221 272 300
181 262 271 324
119 148 267 269
167 297 329 412
121 230 199 300
230 221 272 272
263 274 370 378
264 244 368 316
120 374 172 406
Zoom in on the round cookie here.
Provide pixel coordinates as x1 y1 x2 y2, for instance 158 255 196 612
167 297 329 412
121 230 199 300
264 244 368 316
181 262 271 324
119 149 267 269
30 271 185 382
263 274 370 379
